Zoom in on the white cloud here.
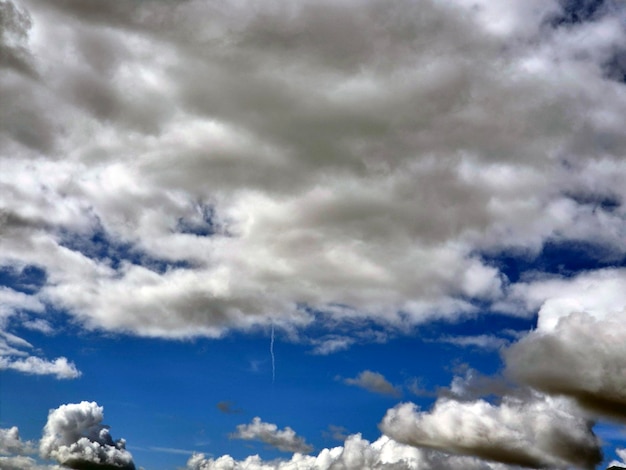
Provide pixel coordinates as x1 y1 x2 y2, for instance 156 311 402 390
344 370 402 397
380 395 600 469
40 401 135 470
231 417 313 454
0 426 36 456
0 0 623 344
188 433 519 470
438 334 509 351
0 356 80 379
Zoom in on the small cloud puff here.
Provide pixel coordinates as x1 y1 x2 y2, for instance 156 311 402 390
231 417 313 454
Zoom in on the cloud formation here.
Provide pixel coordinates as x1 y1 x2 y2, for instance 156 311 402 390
231 417 313 454
0 426 35 456
506 309 626 420
344 370 402 397
0 0 624 347
188 433 519 470
380 395 601 469
40 401 135 470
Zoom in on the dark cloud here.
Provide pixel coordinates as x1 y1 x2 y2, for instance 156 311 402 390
216 401 242 414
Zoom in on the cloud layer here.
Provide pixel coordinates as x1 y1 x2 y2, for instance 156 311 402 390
1 0 625 345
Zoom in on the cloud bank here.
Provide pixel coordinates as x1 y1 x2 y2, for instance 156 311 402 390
0 0 625 345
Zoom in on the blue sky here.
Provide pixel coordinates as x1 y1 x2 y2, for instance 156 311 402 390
2 0 626 469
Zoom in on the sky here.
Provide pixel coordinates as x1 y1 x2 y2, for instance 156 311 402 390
1 0 626 469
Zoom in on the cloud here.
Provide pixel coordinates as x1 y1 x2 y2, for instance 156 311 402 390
505 310 626 420
438 334 509 351
216 401 242 415
188 433 522 470
0 426 36 456
609 448 626 468
231 417 313 454
0 455 60 470
380 395 601 469
40 401 135 470
344 370 402 397
0 356 80 379
0 0 624 345
0 321 81 380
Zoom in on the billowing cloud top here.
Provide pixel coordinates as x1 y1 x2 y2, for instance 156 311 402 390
40 401 135 470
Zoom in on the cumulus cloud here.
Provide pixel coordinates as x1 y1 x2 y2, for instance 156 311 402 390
231 417 313 454
40 401 135 470
505 310 626 421
188 433 520 470
344 370 402 397
380 395 601 469
0 426 36 456
0 0 624 345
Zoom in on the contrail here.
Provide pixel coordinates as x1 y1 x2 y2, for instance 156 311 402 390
270 323 275 384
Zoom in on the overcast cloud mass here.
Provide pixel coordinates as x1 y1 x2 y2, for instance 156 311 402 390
2 0 626 468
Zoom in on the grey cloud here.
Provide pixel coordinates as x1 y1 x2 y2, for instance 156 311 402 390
40 401 135 470
0 426 36 456
231 417 313 454
344 370 402 397
505 310 626 420
380 395 601 469
0 0 625 345
216 401 242 415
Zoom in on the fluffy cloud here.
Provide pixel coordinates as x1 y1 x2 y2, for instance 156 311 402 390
231 417 313 454
344 370 402 397
380 395 601 469
188 433 519 470
40 401 135 470
0 0 625 344
0 426 35 456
